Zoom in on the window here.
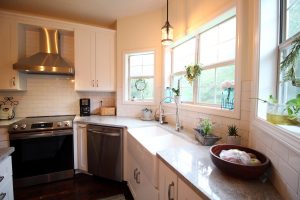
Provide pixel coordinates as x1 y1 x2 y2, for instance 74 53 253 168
125 51 155 102
257 0 300 134
170 17 236 108
278 0 300 105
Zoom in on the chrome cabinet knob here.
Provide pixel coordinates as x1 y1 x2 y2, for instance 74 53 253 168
57 122 63 127
13 124 19 130
20 123 27 129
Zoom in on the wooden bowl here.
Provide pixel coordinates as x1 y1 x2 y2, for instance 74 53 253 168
210 144 270 179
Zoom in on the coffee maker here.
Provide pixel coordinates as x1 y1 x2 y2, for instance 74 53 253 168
80 98 90 116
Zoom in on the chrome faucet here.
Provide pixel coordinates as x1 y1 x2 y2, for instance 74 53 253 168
159 97 181 131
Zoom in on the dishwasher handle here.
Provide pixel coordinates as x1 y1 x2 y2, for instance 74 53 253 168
88 129 120 137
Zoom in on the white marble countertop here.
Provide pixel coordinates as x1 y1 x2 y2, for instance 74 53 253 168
0 147 14 162
75 115 281 199
157 145 281 200
0 118 23 127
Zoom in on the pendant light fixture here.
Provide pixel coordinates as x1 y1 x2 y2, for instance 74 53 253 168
161 0 173 46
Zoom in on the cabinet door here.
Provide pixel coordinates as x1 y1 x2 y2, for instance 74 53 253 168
159 161 177 200
95 30 115 91
178 178 203 200
77 124 88 171
0 19 15 90
74 28 95 91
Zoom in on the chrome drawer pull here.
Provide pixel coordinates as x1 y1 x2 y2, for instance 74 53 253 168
0 176 4 183
0 193 6 200
168 182 175 200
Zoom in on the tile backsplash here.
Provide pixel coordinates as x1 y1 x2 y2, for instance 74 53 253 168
0 74 115 117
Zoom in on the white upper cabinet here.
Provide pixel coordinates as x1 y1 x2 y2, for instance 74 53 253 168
0 18 26 91
74 27 115 92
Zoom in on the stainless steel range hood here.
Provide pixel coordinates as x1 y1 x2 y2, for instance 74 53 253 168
13 28 74 75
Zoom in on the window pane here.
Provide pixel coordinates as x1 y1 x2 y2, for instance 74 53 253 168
130 55 142 66
129 53 154 77
216 65 235 104
199 17 236 65
173 75 193 102
198 69 216 104
173 38 196 73
130 78 154 100
219 17 236 42
286 0 300 39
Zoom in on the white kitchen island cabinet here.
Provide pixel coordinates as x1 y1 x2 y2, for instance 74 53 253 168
159 160 204 200
0 156 14 200
0 18 26 91
74 27 115 92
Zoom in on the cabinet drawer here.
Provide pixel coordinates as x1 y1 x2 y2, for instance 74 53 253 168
0 157 12 177
0 175 13 200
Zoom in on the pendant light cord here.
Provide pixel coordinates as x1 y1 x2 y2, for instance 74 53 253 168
167 0 169 22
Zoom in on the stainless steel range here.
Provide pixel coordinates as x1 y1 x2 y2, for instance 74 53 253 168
8 115 75 188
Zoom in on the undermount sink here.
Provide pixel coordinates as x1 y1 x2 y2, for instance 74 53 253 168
127 125 190 188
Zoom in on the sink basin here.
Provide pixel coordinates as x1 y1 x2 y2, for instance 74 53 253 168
127 126 190 188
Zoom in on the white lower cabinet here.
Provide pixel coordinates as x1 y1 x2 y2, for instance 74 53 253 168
159 160 203 200
76 123 88 172
0 156 14 200
177 179 203 200
127 152 159 200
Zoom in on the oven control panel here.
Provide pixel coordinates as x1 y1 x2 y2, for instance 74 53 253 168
8 115 75 133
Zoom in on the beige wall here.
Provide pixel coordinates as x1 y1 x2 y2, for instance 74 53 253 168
116 9 163 117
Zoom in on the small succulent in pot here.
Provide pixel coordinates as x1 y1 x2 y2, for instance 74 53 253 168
227 124 241 145
199 119 213 136
227 124 239 136
194 119 221 146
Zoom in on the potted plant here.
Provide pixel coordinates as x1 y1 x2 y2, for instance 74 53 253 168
226 124 241 145
172 79 181 104
194 119 221 146
266 95 299 125
280 35 300 86
185 64 202 84
286 94 300 122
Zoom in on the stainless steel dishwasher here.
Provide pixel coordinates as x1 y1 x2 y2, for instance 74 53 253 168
87 124 123 182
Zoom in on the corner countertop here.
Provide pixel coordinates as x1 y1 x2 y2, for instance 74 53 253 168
74 115 157 128
157 144 281 200
0 118 23 127
0 147 14 162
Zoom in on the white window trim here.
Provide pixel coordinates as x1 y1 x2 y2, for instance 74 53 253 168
251 0 300 150
122 49 157 105
164 6 241 119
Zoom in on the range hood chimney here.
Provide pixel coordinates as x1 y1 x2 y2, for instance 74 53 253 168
13 28 74 75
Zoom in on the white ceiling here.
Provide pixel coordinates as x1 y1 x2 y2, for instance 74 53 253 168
0 0 166 28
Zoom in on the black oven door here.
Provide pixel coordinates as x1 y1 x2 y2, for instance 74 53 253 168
10 130 74 182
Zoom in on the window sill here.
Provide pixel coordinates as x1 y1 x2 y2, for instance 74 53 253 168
252 118 300 151
163 102 241 119
122 100 156 106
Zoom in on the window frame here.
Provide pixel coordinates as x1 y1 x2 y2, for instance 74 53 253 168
164 7 241 119
253 0 300 146
123 49 156 105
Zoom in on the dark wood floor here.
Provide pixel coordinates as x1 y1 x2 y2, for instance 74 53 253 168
14 173 134 200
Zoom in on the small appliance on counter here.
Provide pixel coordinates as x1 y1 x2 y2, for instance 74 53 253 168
0 97 18 120
80 98 90 116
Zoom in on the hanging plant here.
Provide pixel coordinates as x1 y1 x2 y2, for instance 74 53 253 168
280 35 300 86
185 64 202 84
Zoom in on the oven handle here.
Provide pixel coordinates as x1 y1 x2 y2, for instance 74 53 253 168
10 129 73 140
